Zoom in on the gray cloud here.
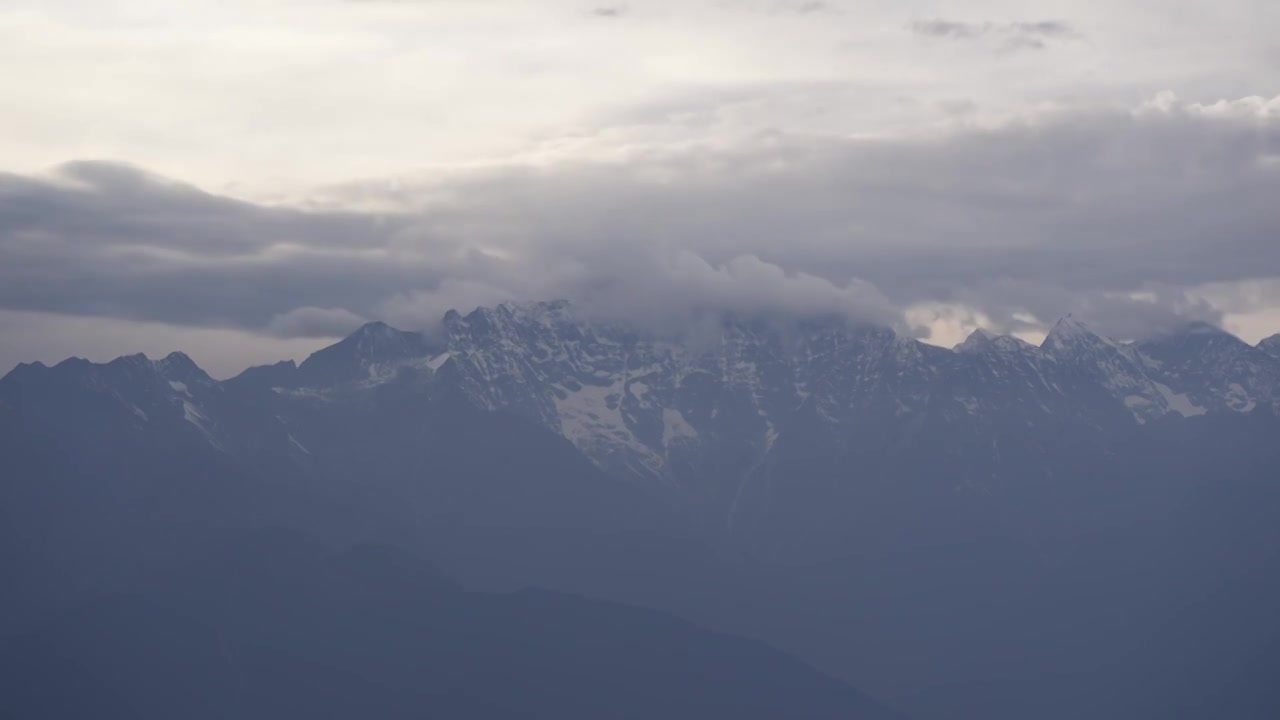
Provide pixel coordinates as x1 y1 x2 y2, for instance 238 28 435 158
911 18 1078 51
266 306 369 338
0 161 416 331
2 94 1279 348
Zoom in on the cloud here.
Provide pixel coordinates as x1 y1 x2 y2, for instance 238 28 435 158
0 161 416 331
266 306 369 338
910 18 1079 51
2 93 1279 354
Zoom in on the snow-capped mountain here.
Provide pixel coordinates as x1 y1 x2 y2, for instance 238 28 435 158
6 302 1280 720
279 303 1280 481
5 299 1280 554
7 301 1279 492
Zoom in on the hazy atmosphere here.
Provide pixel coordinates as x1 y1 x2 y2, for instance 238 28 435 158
5 4 1280 720
3 0 1278 375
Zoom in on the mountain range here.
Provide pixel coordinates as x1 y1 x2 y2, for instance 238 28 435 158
7 301 1279 545
3 301 1280 719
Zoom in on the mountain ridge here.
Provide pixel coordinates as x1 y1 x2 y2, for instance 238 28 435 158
6 301 1280 720
7 302 1280 489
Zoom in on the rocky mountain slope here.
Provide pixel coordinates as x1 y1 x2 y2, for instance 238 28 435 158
6 301 1279 524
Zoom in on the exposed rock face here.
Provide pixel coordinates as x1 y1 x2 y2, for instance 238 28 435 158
5 301 1279 539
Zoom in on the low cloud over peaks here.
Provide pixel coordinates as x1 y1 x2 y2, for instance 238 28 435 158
2 93 1280 371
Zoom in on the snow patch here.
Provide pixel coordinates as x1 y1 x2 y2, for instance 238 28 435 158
1225 383 1257 413
554 380 665 474
168 380 190 396
287 433 311 455
181 400 226 451
1155 383 1206 418
555 382 628 444
764 426 780 450
1123 395 1153 424
662 408 698 446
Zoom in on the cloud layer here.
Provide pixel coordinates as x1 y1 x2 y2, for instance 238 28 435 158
2 92 1279 370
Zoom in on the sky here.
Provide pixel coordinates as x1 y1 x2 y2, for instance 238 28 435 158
1 0 1279 376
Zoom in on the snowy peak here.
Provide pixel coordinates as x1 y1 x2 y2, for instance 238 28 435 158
955 328 1036 355
288 303 1280 477
1041 316 1108 354
954 328 994 353
152 351 214 387
1136 322 1279 415
9 300 1280 489
1033 317 1173 422
445 300 581 340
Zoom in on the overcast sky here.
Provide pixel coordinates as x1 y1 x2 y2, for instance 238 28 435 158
1 0 1278 376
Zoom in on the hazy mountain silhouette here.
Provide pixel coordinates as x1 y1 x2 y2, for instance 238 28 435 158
1 531 901 720
4 302 1280 719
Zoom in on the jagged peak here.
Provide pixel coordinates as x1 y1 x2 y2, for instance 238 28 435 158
954 328 995 353
442 300 907 347
11 351 214 386
294 318 438 386
504 299 574 324
0 360 50 385
1041 315 1116 353
109 352 154 365
153 351 213 384
54 356 92 370
442 300 583 340
955 328 1035 355
334 321 432 352
1046 314 1093 337
105 353 171 377
459 299 573 323
348 320 398 338
156 350 198 370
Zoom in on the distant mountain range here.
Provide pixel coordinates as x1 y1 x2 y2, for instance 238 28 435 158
6 301 1279 545
4 301 1280 719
